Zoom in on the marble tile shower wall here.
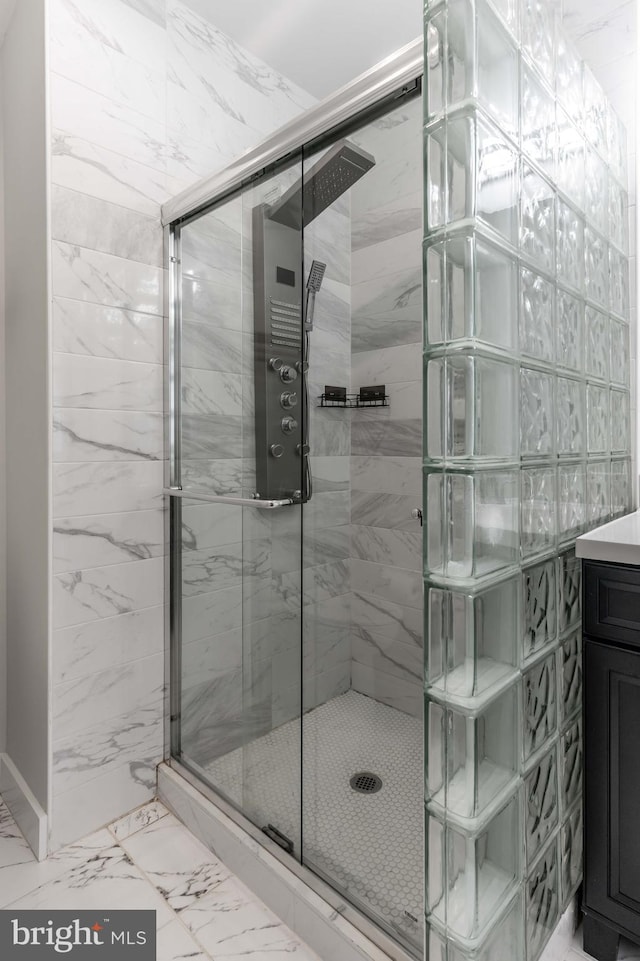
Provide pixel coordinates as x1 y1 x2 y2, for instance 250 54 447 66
424 0 632 959
349 100 424 718
48 0 315 849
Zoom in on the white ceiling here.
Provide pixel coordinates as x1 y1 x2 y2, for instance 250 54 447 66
182 0 422 98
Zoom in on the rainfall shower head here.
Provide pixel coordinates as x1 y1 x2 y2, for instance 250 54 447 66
268 140 376 229
307 260 327 294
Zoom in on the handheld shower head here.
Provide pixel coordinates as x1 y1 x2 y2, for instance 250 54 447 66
305 260 327 332
307 260 327 294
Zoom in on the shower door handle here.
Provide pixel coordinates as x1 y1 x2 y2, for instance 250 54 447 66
163 487 296 509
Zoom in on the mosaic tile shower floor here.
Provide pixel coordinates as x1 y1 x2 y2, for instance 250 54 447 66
205 690 424 946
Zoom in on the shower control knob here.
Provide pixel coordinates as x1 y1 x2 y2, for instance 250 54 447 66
269 444 285 458
295 360 309 374
280 391 298 409
281 417 298 434
279 365 298 384
269 357 284 372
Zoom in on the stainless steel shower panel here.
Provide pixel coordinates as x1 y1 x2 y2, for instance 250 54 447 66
253 203 304 501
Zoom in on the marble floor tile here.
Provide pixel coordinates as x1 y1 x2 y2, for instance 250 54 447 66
156 917 210 961
108 799 170 841
178 874 321 961
120 813 232 912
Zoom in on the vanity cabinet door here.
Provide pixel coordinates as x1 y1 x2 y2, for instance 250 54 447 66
584 638 640 940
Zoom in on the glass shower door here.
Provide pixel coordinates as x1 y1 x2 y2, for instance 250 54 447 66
170 156 305 859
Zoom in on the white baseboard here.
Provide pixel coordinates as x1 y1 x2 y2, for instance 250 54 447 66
0 753 47 860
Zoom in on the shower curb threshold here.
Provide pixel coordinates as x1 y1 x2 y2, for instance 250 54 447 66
157 762 414 961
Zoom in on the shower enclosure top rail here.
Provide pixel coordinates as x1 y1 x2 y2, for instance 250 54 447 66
163 487 295 509
161 37 422 227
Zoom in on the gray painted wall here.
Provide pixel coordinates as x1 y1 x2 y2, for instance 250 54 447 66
2 0 50 809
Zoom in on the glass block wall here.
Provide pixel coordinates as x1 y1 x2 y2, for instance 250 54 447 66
423 1 632 959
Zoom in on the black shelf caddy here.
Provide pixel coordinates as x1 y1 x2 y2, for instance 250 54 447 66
318 385 389 409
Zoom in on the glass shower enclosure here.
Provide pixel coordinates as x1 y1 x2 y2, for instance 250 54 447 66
163 2 633 959
165 48 425 961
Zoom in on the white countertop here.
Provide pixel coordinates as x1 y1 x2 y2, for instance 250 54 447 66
576 511 640 566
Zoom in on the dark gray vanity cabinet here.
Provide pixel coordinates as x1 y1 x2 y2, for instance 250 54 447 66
583 559 640 961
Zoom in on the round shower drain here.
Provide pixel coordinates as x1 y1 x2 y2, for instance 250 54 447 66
350 772 382 794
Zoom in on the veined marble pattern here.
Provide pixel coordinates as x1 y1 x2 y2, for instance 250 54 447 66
46 0 333 852
51 132 170 217
52 241 163 315
53 605 164 684
53 354 163 412
53 298 163 364
52 186 163 267
53 461 164 517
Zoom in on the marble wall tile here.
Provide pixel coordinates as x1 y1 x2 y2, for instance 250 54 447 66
53 651 164 739
182 629 243 687
352 315 422 353
350 558 422 609
52 698 163 795
350 455 422 496
351 491 421 531
53 298 163 364
182 586 242 644
351 627 423 685
181 274 242 331
52 241 163 315
308 456 349 493
50 75 166 172
351 416 422 457
182 367 243 415
53 556 164 628
53 605 164 684
351 591 422 649
167 1 313 140
182 320 243 373
351 228 422 285
352 272 421 333
308 410 350 456
350 662 422 718
54 461 164 516
181 459 244 496
351 343 422 387
52 0 167 75
53 409 163 462
350 524 422 571
53 508 164 572
53 353 163 411
49 769 163 851
182 542 246 597
121 0 166 27
182 502 269 552
51 186 163 266
51 132 170 216
50 0 166 123
351 190 422 251
181 414 243 460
